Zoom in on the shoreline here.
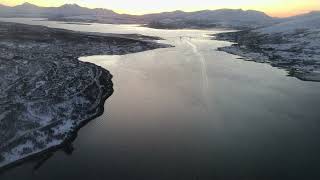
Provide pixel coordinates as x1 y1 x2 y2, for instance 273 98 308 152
0 21 171 169
214 31 320 82
0 66 113 171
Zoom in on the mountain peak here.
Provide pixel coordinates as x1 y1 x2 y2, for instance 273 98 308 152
12 2 40 10
18 2 39 7
0 4 8 8
60 4 82 8
309 10 320 15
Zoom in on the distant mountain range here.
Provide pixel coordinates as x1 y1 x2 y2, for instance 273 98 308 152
0 3 117 18
0 3 319 29
146 9 274 29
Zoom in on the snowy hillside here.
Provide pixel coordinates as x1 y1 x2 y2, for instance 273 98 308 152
0 3 120 18
0 22 169 169
215 11 320 81
257 11 320 34
148 9 275 29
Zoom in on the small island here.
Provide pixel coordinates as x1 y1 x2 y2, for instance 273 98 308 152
0 22 170 168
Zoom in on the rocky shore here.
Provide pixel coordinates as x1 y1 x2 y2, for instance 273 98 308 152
0 22 170 168
214 30 320 82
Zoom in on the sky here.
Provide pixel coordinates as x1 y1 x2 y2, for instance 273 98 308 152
1 0 320 17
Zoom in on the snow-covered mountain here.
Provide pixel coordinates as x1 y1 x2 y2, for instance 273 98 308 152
49 4 117 17
147 9 275 29
257 11 320 34
0 3 276 28
0 3 119 18
12 2 40 10
0 2 318 30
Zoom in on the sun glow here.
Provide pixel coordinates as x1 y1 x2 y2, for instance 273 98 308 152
1 0 319 17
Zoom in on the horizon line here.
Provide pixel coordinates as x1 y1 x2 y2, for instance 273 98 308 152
1 2 319 18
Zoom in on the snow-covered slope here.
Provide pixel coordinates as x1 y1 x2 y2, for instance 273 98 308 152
188 9 271 22
216 11 320 81
0 22 169 169
257 11 320 34
148 9 275 29
0 3 120 18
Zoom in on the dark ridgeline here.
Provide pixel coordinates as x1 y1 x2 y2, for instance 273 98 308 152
0 3 275 28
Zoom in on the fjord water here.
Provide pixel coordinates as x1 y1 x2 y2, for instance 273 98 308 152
1 18 320 180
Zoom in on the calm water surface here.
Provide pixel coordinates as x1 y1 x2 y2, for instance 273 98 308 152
1 18 320 180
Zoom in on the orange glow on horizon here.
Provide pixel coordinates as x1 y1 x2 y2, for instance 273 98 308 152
0 0 319 17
